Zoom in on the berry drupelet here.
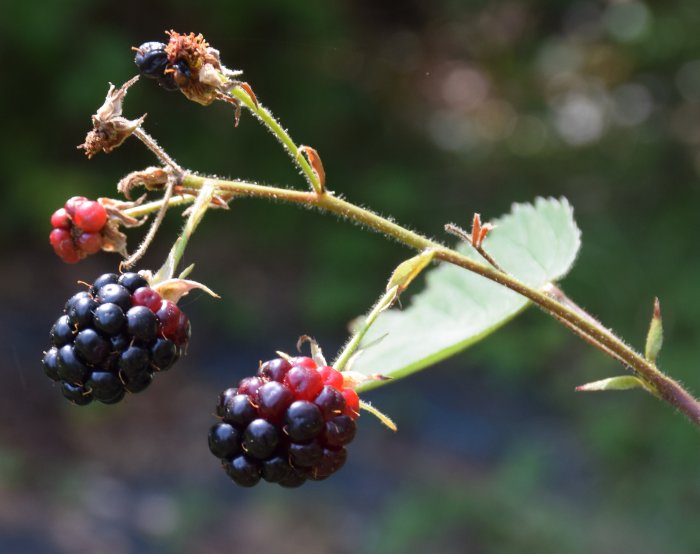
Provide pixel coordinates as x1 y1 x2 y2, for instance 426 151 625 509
209 356 359 488
42 272 191 405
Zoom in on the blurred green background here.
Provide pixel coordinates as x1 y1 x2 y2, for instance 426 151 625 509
2 0 700 552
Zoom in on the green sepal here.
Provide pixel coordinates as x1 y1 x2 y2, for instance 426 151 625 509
575 375 647 392
644 297 663 364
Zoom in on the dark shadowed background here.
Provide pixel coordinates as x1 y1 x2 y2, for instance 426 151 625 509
2 1 700 552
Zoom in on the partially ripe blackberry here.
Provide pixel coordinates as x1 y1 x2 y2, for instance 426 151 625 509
41 272 190 405
210 356 359 487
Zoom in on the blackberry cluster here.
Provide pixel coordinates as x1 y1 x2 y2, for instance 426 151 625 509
209 356 360 488
42 272 191 405
49 196 108 263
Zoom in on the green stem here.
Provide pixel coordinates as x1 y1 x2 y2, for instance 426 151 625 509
123 194 196 219
152 181 216 284
181 172 700 428
333 285 399 371
230 87 322 194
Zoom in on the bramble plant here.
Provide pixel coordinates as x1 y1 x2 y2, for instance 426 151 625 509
43 31 700 488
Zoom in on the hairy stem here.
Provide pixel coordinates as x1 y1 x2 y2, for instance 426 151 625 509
230 87 322 194
181 172 700 428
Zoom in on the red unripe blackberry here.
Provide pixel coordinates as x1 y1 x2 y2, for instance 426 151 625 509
283 366 323 401
291 356 317 370
237 376 264 397
42 272 190 405
258 358 291 382
51 208 71 230
49 228 81 263
73 200 107 233
64 196 88 217
342 388 360 419
50 197 110 263
318 365 344 389
156 300 190 345
210 354 361 488
132 287 162 312
76 232 103 255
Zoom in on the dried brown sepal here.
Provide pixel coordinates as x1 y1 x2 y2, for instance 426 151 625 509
298 145 326 192
239 82 258 107
214 90 242 126
165 31 243 111
100 196 149 228
118 167 170 199
78 76 146 158
97 196 150 257
100 220 129 256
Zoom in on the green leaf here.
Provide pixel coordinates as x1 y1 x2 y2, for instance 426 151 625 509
352 197 581 390
575 375 647 392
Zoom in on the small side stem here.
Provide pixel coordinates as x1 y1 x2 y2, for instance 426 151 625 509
132 128 184 176
121 180 174 270
333 285 399 371
230 87 322 194
122 194 196 219
152 181 216 284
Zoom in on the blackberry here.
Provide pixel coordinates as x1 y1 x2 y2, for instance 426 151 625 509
41 272 191 405
209 355 359 488
133 41 191 91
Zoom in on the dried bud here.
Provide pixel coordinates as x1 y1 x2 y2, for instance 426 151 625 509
78 77 146 158
162 31 245 123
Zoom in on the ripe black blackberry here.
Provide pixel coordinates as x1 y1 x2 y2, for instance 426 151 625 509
42 272 191 405
209 356 359 488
